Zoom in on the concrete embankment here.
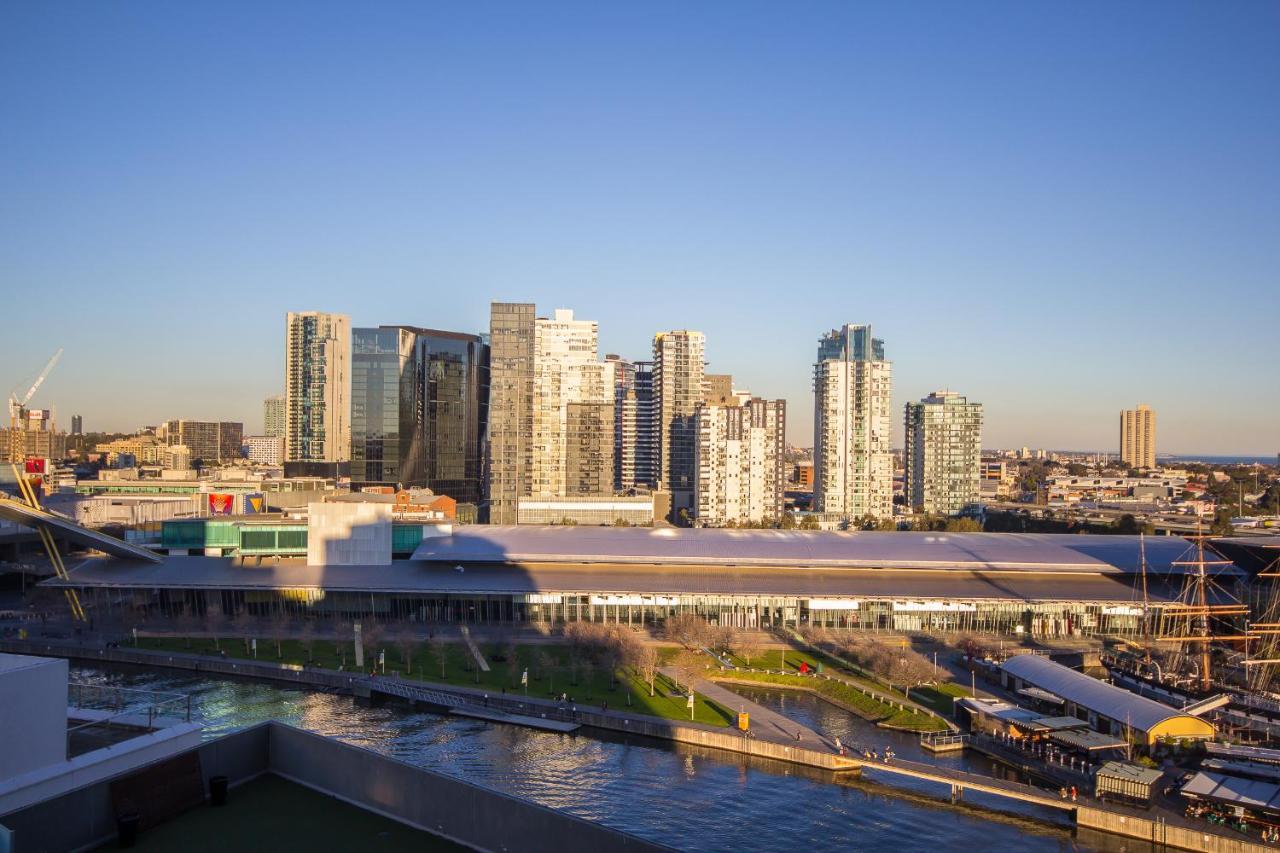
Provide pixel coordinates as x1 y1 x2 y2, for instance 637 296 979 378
1076 805 1270 853
0 640 858 773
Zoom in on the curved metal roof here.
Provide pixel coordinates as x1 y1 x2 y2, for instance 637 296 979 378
49 554 1187 603
0 496 161 563
411 526 1227 575
1000 653 1207 734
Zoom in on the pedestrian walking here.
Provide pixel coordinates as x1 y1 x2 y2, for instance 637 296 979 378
1070 786 1077 802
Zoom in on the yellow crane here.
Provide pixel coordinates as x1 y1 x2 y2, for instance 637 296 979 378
6 348 84 621
7 462 86 621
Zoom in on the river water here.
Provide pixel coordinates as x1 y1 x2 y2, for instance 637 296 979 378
72 665 1132 851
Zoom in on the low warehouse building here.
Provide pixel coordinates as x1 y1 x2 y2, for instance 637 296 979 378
1000 653 1215 746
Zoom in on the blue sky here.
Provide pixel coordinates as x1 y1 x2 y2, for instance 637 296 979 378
2 2 1277 453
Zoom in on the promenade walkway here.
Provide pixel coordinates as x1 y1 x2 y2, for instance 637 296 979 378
664 668 832 751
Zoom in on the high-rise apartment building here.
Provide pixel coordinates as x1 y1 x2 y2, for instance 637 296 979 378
263 396 286 438
531 310 614 498
244 435 284 466
813 324 893 522
487 303 537 524
486 304 616 522
904 391 983 516
1120 404 1156 469
654 330 706 517
351 326 489 503
606 355 636 491
163 420 244 464
285 311 351 463
694 397 786 526
607 357 658 492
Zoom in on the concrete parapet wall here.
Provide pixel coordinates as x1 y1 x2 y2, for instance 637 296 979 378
0 723 205 851
266 723 666 852
1 721 665 853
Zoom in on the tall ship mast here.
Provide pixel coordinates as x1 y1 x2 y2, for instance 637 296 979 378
1158 523 1249 694
1243 544 1280 694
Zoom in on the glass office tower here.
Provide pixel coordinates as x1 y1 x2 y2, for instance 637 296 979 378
351 326 489 504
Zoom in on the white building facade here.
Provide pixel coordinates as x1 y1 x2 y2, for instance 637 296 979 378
813 325 893 522
245 435 285 467
530 309 615 497
654 330 706 517
694 397 786 526
285 311 351 463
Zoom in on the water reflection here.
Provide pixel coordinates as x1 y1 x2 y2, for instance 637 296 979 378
72 665 1115 852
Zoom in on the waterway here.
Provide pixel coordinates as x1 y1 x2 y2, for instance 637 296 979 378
73 664 1135 851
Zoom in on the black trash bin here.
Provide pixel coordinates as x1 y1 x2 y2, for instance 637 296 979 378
116 812 141 848
209 775 229 807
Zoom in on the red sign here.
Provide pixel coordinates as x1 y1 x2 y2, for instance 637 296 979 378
208 493 235 515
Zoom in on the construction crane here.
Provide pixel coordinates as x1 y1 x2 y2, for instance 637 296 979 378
6 348 63 463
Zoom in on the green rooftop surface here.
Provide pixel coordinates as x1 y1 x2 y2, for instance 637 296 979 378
97 772 463 852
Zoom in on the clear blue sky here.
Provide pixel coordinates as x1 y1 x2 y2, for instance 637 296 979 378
2 2 1277 453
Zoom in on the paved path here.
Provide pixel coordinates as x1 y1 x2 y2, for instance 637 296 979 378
458 626 490 672
663 667 833 752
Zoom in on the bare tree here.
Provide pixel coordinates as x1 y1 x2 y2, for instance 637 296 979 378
663 614 709 650
362 624 384 673
174 611 200 649
712 625 739 658
505 639 520 688
599 627 626 688
400 635 416 675
298 620 316 664
670 649 703 691
334 620 352 657
534 648 555 695
738 638 762 668
428 636 449 679
231 610 254 655
202 609 224 651
633 644 659 696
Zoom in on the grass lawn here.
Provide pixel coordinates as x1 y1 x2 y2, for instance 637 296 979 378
910 682 972 717
134 636 733 727
721 648 824 673
708 669 948 733
726 643 971 722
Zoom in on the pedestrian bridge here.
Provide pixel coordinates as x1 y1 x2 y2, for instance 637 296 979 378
848 754 1075 811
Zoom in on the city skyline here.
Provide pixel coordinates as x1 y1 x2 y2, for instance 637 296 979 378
3 4 1278 454
8 298 1277 457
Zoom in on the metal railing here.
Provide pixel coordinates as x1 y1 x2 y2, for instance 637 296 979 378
66 681 193 739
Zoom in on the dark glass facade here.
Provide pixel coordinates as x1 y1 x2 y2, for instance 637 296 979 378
352 327 415 486
352 326 489 504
